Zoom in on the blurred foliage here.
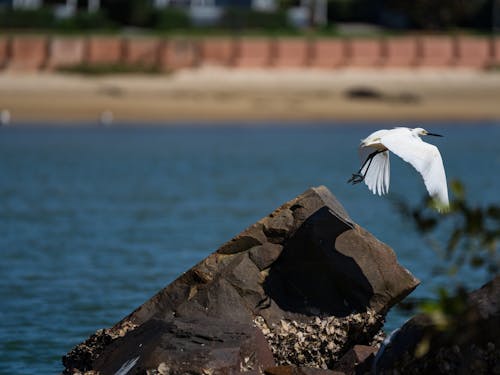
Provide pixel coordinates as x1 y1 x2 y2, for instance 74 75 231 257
0 0 497 33
129 0 155 27
57 62 162 75
153 8 191 31
100 0 154 27
328 0 381 23
383 0 491 30
0 7 54 28
486 63 500 71
395 179 499 278
326 0 495 31
219 7 291 31
409 286 470 359
0 7 116 31
55 11 116 31
394 179 499 329
418 286 469 328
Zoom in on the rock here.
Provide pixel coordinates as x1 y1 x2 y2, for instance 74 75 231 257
332 345 378 375
262 208 417 318
63 186 419 374
264 366 346 375
253 311 384 369
374 276 500 375
93 317 275 374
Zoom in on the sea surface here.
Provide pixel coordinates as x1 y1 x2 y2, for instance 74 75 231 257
1 122 499 374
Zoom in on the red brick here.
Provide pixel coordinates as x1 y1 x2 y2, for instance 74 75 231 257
233 39 271 68
383 37 418 68
491 37 500 67
160 39 198 70
8 36 48 71
418 36 454 67
125 37 161 67
87 37 123 65
273 39 309 67
47 37 85 69
310 39 345 68
0 37 8 69
348 39 382 67
455 37 490 69
201 38 235 67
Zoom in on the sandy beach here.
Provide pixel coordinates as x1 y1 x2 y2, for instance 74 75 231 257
1 68 500 124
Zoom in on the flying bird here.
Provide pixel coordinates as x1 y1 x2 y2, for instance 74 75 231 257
348 127 449 212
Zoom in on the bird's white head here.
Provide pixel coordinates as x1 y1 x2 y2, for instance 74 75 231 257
412 127 443 138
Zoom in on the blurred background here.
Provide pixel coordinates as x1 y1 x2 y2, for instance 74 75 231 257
0 0 499 34
0 1 499 374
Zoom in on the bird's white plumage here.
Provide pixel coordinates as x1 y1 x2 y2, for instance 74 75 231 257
355 127 449 211
359 146 390 196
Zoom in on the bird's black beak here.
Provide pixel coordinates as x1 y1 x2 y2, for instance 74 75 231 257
427 132 443 137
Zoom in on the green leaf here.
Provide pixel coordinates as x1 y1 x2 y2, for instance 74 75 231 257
450 180 465 200
486 206 500 220
470 256 484 268
446 228 463 254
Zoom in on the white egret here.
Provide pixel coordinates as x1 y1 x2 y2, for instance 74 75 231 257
348 127 449 212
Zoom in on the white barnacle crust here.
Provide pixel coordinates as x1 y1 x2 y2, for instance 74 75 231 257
253 309 385 368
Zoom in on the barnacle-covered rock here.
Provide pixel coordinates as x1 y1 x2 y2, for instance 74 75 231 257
254 309 384 369
63 186 418 374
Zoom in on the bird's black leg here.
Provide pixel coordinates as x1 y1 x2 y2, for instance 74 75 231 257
348 150 382 184
347 173 365 184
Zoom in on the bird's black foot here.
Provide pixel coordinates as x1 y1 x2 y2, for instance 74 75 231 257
348 173 364 184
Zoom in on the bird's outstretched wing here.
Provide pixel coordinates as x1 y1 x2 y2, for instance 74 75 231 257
381 133 449 209
359 146 390 196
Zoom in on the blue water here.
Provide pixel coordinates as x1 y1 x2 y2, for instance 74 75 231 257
1 122 499 374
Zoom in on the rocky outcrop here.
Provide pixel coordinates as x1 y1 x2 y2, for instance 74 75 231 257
332 345 378 375
374 276 500 374
63 186 419 374
89 317 275 374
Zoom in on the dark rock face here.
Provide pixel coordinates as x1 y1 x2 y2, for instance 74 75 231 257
264 366 346 375
91 318 275 374
63 186 419 374
332 345 378 375
374 276 500 375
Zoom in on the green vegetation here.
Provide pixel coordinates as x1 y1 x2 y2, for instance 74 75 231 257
0 8 54 29
0 6 296 35
380 0 493 31
57 62 163 76
154 8 191 31
486 63 500 72
396 180 499 278
394 180 499 323
0 7 117 33
218 8 290 31
0 0 496 35
54 11 116 31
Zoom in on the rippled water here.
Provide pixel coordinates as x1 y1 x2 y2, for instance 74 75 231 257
1 122 499 374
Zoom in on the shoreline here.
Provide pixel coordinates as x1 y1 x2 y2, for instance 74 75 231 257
1 68 500 124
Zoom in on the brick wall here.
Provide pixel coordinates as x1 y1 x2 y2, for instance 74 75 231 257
0 36 9 69
125 37 161 67
8 36 48 71
0 35 497 72
47 37 85 69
